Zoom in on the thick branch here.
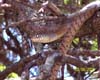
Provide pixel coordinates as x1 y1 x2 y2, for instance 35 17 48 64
67 49 100 57
39 1 63 16
0 52 41 79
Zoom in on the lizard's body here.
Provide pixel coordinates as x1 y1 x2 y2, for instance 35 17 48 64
30 1 100 46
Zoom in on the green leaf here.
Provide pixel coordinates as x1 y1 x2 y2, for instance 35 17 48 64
7 72 19 78
64 0 69 5
73 38 79 44
91 39 98 50
75 67 95 72
0 64 6 72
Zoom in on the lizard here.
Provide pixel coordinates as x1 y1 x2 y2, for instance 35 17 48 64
49 1 100 80
29 1 100 45
17 1 100 79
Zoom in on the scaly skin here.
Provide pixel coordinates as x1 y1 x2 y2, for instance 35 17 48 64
59 1 100 55
30 16 67 43
50 1 100 80
30 1 100 44
20 1 100 79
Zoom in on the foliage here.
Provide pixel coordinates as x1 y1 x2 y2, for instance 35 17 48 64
7 72 19 78
75 67 95 72
63 0 69 5
91 39 98 50
0 64 6 72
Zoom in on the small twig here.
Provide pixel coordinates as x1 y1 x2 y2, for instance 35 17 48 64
39 1 63 16
0 3 11 8
84 69 96 80
67 49 100 57
9 16 58 26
